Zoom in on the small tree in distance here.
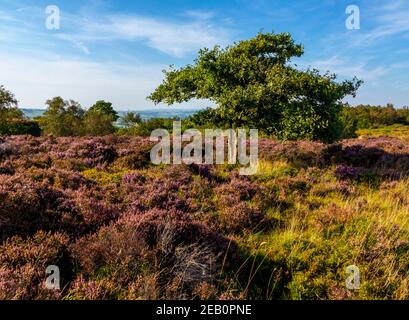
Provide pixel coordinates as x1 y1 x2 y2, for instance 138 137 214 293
148 32 362 142
83 111 116 136
87 100 119 122
83 100 118 136
120 112 142 128
0 85 24 121
36 97 85 136
0 85 41 136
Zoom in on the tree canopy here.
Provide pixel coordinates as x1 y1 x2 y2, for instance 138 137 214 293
120 112 142 128
36 97 119 136
149 32 362 142
87 100 119 121
0 85 24 121
36 97 85 136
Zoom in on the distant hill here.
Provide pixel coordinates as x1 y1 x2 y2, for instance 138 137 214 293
21 109 45 119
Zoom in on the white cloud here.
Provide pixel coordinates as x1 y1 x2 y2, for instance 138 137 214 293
0 5 224 108
0 5 231 57
0 53 209 109
304 56 409 106
65 14 231 58
353 0 409 44
57 34 91 55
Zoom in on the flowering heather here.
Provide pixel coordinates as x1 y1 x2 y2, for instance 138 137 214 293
335 165 368 181
215 176 272 234
70 209 240 299
1 135 409 299
0 175 80 240
0 231 70 299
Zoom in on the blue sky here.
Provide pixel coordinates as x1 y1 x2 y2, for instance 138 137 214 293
1 0 408 110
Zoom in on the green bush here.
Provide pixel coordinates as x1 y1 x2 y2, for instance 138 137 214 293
117 118 175 136
0 120 41 136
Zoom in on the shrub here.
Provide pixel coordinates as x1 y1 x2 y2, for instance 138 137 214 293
0 120 41 136
0 175 81 240
70 209 241 299
0 231 71 299
119 118 175 136
215 177 272 234
82 111 116 136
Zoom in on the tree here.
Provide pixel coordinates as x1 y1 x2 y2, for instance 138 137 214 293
0 85 24 120
148 32 362 142
0 86 40 136
82 100 118 136
87 100 119 122
37 97 85 136
0 85 17 109
120 112 142 128
83 110 116 136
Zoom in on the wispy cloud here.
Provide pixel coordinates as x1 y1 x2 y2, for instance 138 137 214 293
1 0 407 107
1 5 231 58
0 3 229 107
183 10 216 20
0 52 211 109
305 56 387 82
101 15 230 57
57 34 91 55
305 54 409 106
354 0 409 44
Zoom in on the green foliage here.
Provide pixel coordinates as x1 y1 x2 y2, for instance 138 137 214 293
0 120 41 136
37 98 120 136
83 111 116 136
183 107 223 129
0 85 18 109
0 85 24 122
342 104 409 131
356 124 409 138
0 85 40 136
149 32 361 143
118 118 175 136
119 112 142 128
36 97 85 136
87 100 119 122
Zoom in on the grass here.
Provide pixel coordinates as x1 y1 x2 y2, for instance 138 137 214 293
232 170 409 299
357 124 409 139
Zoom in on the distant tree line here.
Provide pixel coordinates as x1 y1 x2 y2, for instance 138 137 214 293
341 104 409 138
0 85 145 137
35 97 121 136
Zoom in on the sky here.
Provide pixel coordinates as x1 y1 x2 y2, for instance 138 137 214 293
0 0 408 110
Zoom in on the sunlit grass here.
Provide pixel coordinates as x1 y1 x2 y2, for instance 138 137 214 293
357 124 409 139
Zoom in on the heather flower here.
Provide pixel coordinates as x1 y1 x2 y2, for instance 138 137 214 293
0 231 70 299
188 163 213 179
70 208 241 299
335 165 368 181
0 175 81 239
122 171 146 186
